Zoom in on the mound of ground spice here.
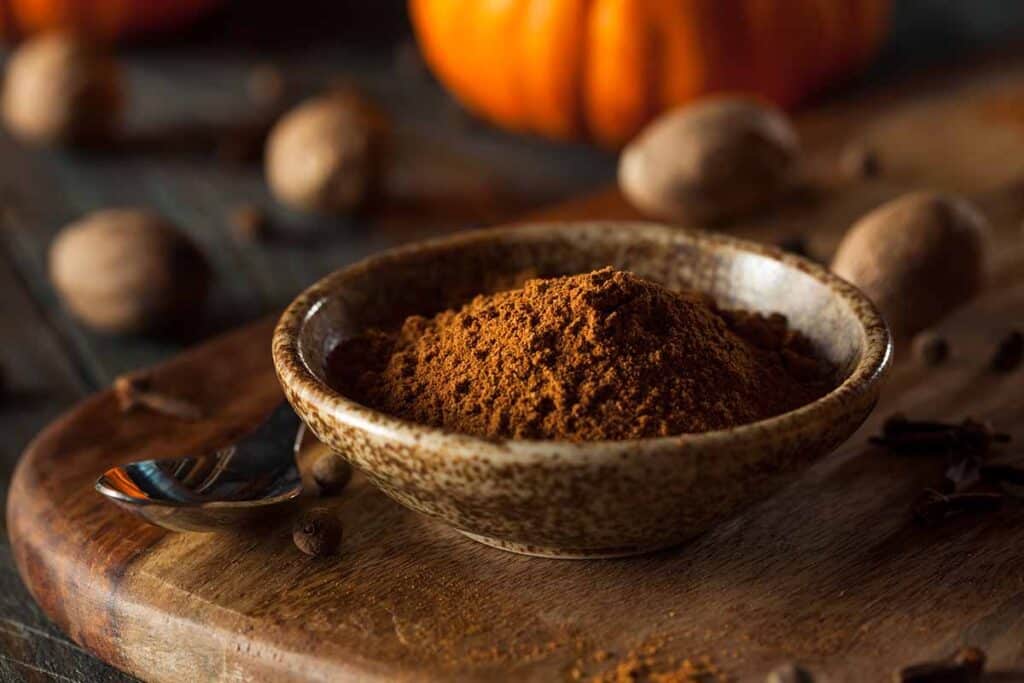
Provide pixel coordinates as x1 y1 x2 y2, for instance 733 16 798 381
327 268 832 441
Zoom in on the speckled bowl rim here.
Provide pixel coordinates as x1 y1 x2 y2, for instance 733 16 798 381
273 221 892 462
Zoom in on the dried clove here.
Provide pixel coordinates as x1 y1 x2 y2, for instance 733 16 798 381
894 647 986 683
913 331 949 367
114 373 202 421
980 464 1024 497
980 463 1024 484
912 489 1002 527
311 452 353 496
293 507 343 557
872 414 1010 456
944 452 981 493
765 662 814 683
228 204 268 243
990 329 1023 372
894 661 971 683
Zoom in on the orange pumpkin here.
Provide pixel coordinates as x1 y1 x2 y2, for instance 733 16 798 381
410 0 891 146
0 0 223 41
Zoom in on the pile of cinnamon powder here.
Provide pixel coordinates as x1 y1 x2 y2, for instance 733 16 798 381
328 268 832 441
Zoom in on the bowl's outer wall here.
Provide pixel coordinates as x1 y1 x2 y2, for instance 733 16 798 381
275 222 890 557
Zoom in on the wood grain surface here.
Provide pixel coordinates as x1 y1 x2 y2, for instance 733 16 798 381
0 6 612 680
8 54 1024 681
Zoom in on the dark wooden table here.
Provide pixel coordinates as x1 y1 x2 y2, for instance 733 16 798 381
0 2 1021 681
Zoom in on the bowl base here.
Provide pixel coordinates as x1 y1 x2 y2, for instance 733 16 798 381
457 530 675 560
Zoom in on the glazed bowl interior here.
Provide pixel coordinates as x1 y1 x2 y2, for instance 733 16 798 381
297 223 869 416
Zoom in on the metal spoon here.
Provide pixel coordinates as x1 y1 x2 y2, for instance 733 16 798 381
96 402 304 532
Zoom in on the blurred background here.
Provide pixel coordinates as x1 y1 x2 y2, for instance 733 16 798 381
0 1 1023 680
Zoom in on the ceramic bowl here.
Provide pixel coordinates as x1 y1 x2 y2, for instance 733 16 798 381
273 222 891 558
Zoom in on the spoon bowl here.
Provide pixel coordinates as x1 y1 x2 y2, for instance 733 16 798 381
96 403 304 532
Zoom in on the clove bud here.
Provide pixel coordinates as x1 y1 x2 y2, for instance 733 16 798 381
980 464 1024 486
894 647 986 683
872 414 1010 456
912 489 1002 527
114 373 202 421
980 464 1024 497
894 662 970 683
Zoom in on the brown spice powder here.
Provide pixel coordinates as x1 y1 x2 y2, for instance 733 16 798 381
328 268 831 441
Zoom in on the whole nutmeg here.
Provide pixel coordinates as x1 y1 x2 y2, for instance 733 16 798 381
2 32 123 148
619 97 799 224
831 192 989 339
266 89 387 214
49 209 211 334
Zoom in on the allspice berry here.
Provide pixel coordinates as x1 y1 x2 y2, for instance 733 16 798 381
49 208 211 334
2 32 123 148
311 452 353 496
831 192 989 339
292 507 343 557
266 89 387 214
619 97 799 224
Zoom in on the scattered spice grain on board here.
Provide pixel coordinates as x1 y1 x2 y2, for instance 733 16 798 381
566 636 730 683
328 268 833 441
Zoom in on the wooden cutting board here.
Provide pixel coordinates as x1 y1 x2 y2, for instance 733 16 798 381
9 58 1024 682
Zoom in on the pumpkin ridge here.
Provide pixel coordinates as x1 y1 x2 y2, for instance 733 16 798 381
409 0 891 145
574 0 594 141
518 0 587 139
